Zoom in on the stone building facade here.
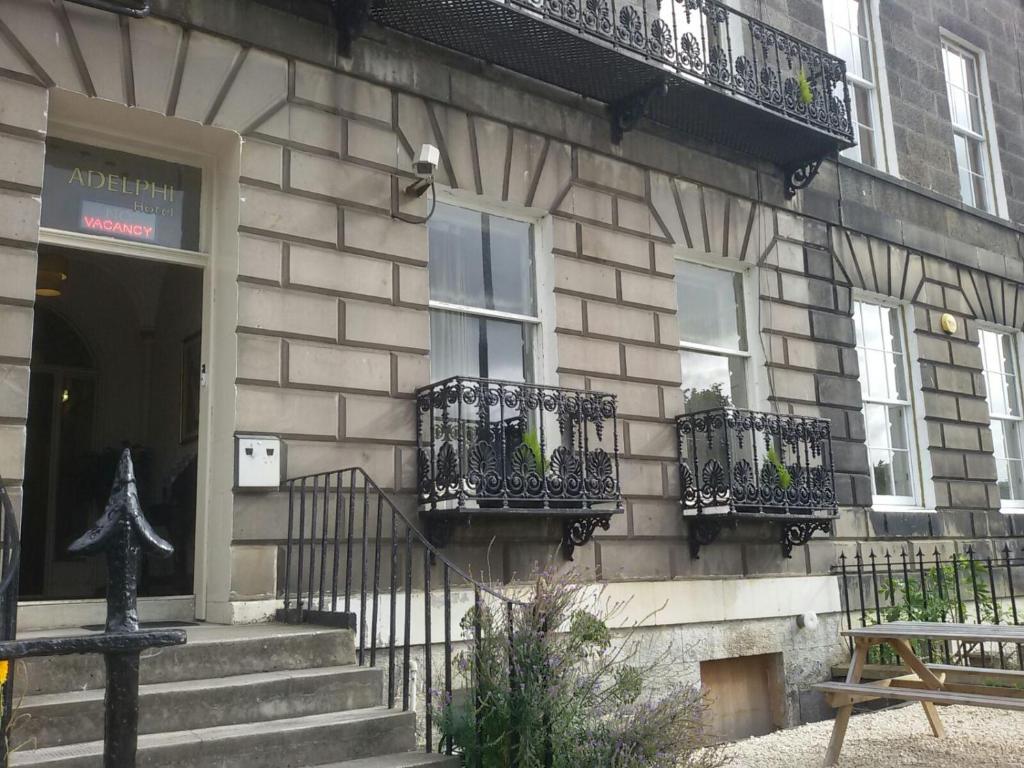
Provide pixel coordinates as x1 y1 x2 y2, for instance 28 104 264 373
0 0 1022 732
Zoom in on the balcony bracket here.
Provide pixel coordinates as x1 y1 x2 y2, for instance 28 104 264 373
609 78 669 145
781 518 833 558
688 517 730 560
329 0 372 57
784 157 825 199
563 515 611 561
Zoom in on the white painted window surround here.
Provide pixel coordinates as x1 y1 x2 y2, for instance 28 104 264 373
939 31 1009 219
853 296 934 512
823 0 899 175
978 327 1024 511
427 191 556 387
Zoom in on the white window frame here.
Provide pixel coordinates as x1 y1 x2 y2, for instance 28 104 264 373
939 30 1009 219
976 323 1024 513
674 250 767 412
823 0 899 175
853 293 934 512
428 187 557 387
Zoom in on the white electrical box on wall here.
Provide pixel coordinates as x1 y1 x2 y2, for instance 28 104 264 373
235 435 283 490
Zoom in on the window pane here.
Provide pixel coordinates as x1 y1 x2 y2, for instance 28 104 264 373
888 405 910 450
870 449 893 496
1010 460 1024 501
676 262 747 351
429 204 485 307
864 403 889 451
680 350 748 412
485 317 531 383
890 449 912 497
954 135 976 208
430 309 481 381
487 214 536 315
992 418 1007 461
428 202 535 315
429 310 530 383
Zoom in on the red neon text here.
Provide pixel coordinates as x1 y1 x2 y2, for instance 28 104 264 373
81 216 155 240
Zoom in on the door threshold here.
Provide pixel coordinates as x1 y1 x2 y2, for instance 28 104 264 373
17 595 196 631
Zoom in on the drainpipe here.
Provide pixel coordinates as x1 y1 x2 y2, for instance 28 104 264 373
67 0 151 18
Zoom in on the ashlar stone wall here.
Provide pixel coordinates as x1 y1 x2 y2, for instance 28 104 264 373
1 0 1023 608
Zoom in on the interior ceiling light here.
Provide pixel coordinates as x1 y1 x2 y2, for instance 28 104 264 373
36 253 69 298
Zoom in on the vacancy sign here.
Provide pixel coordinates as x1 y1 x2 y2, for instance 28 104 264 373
41 139 202 252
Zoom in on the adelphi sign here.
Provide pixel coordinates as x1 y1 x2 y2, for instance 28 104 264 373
41 139 202 252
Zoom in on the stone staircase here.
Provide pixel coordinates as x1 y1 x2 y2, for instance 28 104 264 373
7 623 458 768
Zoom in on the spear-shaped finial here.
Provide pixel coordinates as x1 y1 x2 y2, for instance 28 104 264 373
69 449 174 633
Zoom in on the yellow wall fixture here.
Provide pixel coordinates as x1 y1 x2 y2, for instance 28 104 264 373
36 252 69 297
940 313 958 335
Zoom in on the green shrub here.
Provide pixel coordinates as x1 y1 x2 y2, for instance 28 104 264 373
438 572 724 768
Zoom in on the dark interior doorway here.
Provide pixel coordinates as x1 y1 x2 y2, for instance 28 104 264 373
21 246 203 600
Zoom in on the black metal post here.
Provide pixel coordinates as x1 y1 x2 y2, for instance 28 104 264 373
66 449 180 768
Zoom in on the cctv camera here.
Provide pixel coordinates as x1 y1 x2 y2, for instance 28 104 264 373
413 144 440 179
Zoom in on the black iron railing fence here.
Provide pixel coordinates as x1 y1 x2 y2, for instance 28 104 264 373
525 0 851 140
416 377 621 514
834 547 1024 669
368 0 853 146
279 467 530 757
676 408 837 556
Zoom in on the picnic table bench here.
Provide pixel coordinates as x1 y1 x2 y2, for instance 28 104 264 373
815 622 1024 766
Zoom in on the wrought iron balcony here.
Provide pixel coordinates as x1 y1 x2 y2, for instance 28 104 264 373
351 0 854 197
676 408 837 558
416 377 623 558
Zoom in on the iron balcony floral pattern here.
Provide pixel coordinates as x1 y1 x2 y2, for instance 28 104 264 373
676 407 838 558
416 377 622 557
505 0 851 143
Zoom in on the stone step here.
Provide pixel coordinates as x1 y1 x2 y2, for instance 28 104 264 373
314 754 462 767
15 665 383 750
9 708 415 768
14 625 355 696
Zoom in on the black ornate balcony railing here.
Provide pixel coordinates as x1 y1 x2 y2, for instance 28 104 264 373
676 408 837 558
329 0 855 197
416 377 623 558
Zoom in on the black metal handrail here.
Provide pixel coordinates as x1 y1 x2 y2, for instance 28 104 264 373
279 466 528 757
0 480 20 764
676 407 837 557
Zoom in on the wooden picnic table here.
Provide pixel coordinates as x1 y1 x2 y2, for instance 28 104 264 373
815 621 1024 766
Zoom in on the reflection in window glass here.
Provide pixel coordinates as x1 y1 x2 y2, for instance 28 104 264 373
854 300 918 503
676 261 747 350
677 262 750 412
979 329 1024 503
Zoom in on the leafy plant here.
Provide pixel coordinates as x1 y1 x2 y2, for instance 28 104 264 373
764 448 793 490
520 429 548 474
866 556 996 663
796 70 814 105
438 572 723 768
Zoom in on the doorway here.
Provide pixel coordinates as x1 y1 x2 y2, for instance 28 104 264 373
21 246 203 601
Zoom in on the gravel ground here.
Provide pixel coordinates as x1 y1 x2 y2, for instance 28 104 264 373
710 705 1024 767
